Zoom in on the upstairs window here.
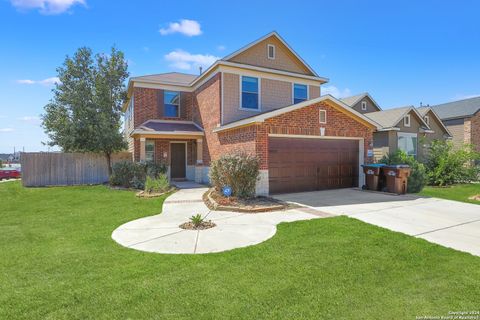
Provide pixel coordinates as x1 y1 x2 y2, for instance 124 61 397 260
293 84 308 104
424 115 430 126
319 110 327 124
145 141 155 163
361 101 367 111
267 44 275 59
404 114 411 127
241 76 259 110
164 91 180 117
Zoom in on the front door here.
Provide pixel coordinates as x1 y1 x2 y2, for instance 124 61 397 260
170 143 186 179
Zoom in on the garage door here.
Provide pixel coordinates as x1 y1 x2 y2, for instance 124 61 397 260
268 137 359 194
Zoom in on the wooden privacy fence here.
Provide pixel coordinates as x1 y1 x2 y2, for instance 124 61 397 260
21 152 132 187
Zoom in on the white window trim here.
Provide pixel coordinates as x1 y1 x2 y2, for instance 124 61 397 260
424 115 429 126
239 75 261 111
267 44 275 60
397 132 417 157
319 109 327 124
361 101 367 111
292 83 309 104
404 114 411 127
164 91 181 118
145 140 155 163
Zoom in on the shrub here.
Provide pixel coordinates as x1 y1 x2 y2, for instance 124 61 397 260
424 140 480 186
209 153 260 199
110 161 168 189
144 174 170 194
189 214 204 227
379 150 426 193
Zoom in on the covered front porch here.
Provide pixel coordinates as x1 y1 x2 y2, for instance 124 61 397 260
131 120 206 183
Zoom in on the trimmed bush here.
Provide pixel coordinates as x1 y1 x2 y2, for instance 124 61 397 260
209 153 260 199
425 140 480 186
144 174 170 194
110 161 167 189
379 150 426 193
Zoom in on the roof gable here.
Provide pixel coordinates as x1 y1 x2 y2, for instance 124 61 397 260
365 106 429 129
341 93 382 111
417 107 453 137
222 31 318 76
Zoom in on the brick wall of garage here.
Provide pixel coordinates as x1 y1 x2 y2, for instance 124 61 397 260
259 101 374 169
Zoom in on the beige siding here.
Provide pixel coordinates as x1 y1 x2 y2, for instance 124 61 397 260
351 97 380 114
309 86 320 99
222 72 306 124
227 36 313 75
418 111 449 161
443 118 465 149
261 78 292 110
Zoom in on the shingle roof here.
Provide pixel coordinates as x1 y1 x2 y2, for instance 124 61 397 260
138 120 203 133
416 106 430 116
430 96 480 120
131 72 198 86
340 93 368 107
365 106 413 128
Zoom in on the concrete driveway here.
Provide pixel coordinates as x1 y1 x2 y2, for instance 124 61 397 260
274 189 480 256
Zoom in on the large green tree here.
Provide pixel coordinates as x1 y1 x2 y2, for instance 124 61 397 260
42 47 129 173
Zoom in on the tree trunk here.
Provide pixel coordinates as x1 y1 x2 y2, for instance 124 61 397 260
106 152 112 176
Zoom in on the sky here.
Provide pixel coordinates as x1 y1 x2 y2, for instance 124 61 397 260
1 0 479 153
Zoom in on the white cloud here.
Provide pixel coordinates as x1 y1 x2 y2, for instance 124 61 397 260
10 0 85 14
165 50 219 71
0 128 14 133
19 116 41 125
321 85 352 98
159 19 202 37
16 77 60 86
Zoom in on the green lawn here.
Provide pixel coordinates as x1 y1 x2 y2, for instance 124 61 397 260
1 181 479 319
419 183 480 204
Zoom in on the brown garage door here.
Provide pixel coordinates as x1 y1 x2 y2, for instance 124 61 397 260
269 137 359 194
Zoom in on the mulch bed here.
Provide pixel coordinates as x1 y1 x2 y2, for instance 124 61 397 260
136 187 176 198
179 221 216 230
203 188 292 213
468 194 480 201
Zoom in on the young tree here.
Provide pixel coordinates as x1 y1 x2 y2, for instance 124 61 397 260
42 47 129 173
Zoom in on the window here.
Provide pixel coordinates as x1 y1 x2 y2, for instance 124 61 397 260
404 114 411 127
267 44 275 59
398 133 417 158
145 141 155 163
293 84 308 104
319 110 327 124
241 76 259 110
164 91 180 117
361 101 367 111
424 116 430 126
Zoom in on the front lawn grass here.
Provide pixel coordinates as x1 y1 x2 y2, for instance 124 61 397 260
419 183 480 204
1 181 479 319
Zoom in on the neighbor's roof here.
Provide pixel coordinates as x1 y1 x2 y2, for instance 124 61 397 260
130 72 198 86
213 95 381 133
132 120 204 136
417 107 453 137
365 106 428 130
340 92 382 111
430 96 480 120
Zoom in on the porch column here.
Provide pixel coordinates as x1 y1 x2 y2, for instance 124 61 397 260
139 137 146 162
195 138 203 183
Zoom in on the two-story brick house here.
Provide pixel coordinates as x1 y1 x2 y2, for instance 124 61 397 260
123 32 379 195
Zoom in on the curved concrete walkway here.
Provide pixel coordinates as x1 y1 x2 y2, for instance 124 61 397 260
112 182 327 254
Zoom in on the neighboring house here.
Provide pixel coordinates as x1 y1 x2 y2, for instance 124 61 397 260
340 92 382 114
123 31 380 195
416 106 453 158
342 94 452 161
430 96 480 153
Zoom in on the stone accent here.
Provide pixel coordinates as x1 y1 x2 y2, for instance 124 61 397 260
186 165 195 181
195 166 203 183
255 170 269 196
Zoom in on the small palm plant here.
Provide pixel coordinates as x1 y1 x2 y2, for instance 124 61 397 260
190 214 204 228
